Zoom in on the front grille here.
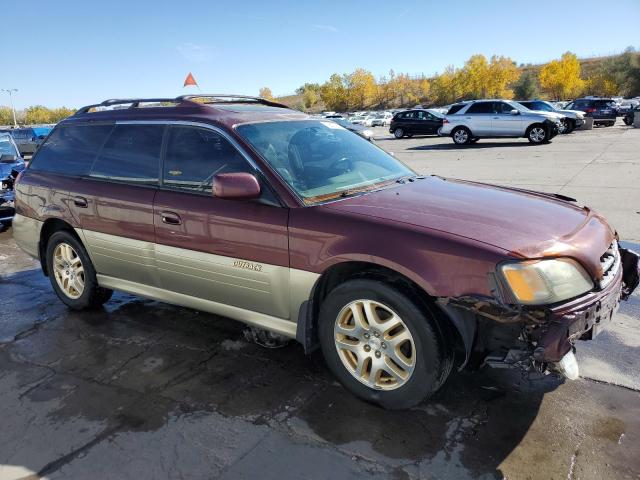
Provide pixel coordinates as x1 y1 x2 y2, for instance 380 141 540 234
599 240 621 289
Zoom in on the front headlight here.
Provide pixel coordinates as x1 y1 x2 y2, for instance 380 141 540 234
499 258 593 305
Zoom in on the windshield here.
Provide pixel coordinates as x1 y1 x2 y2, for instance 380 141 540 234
237 120 414 204
0 136 18 157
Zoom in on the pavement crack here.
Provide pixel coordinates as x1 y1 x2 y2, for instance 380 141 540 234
582 375 640 392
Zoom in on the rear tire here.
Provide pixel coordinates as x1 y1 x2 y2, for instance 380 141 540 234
393 128 404 139
452 127 472 145
46 230 113 310
318 279 450 409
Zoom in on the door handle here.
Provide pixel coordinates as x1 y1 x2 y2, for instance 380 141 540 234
73 196 88 208
161 211 182 225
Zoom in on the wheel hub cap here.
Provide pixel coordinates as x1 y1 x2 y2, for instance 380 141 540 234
53 243 85 299
334 299 416 391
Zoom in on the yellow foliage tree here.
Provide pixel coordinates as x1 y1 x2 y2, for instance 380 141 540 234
345 68 378 109
585 74 619 97
259 87 274 101
0 106 14 125
539 52 585 100
320 74 348 111
24 105 52 124
431 66 465 105
486 55 520 98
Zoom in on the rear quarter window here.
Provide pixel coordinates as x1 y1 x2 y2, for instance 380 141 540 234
447 104 465 114
29 124 113 176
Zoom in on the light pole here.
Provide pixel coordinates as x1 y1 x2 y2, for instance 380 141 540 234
1 88 18 128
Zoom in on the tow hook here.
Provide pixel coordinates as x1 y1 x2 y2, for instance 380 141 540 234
556 350 580 380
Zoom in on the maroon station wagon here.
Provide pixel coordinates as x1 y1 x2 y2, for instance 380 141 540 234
12 95 639 409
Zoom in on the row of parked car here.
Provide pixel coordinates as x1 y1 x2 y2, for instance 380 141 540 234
388 97 628 145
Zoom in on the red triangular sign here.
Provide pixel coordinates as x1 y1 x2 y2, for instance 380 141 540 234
183 72 198 87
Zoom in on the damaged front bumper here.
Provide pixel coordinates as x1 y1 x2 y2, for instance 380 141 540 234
438 246 639 374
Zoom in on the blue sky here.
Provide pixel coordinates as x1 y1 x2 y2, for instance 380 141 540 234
4 0 639 108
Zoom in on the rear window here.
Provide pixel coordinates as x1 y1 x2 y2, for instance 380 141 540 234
29 124 113 176
447 104 465 114
89 124 163 185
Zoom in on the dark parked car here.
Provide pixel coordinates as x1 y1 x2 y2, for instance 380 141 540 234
389 109 444 138
12 95 639 409
0 133 26 224
564 98 618 126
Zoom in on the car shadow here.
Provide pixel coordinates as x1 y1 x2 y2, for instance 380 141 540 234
0 266 560 478
408 141 537 151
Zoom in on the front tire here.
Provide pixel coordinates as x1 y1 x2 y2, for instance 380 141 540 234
46 230 113 310
527 124 548 144
393 128 404 139
318 279 449 409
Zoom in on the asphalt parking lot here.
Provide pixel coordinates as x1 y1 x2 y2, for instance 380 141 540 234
1 121 639 480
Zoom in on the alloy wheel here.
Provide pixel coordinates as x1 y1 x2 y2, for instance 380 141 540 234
530 127 546 143
334 299 416 390
453 129 468 144
53 242 85 299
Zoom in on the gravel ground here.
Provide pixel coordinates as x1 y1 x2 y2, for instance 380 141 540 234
0 120 638 480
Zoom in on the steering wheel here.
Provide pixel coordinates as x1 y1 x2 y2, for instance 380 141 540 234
329 156 352 174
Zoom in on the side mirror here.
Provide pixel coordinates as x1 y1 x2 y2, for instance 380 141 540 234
213 172 261 200
510 109 520 115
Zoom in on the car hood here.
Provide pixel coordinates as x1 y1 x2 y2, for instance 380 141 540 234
324 176 614 278
528 110 563 120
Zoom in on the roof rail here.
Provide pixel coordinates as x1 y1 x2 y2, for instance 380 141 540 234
75 94 289 115
75 98 180 115
176 94 289 108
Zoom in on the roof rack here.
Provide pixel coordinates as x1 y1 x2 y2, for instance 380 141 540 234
75 94 289 115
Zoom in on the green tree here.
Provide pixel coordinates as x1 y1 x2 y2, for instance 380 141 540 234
513 72 540 99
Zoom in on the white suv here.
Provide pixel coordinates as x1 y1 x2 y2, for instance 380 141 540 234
441 100 562 145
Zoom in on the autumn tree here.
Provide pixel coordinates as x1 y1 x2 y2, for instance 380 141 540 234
24 105 52 124
486 55 520 98
0 107 14 125
430 66 465 105
320 74 348 111
50 107 76 122
259 87 274 101
345 68 378 109
539 52 585 100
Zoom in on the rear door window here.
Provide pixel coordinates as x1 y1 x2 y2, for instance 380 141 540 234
466 102 494 114
89 124 164 185
162 126 253 194
29 124 113 176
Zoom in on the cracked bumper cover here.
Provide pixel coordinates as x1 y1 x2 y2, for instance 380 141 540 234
440 247 639 365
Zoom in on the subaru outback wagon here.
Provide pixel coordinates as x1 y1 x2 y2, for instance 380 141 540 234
13 95 639 409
